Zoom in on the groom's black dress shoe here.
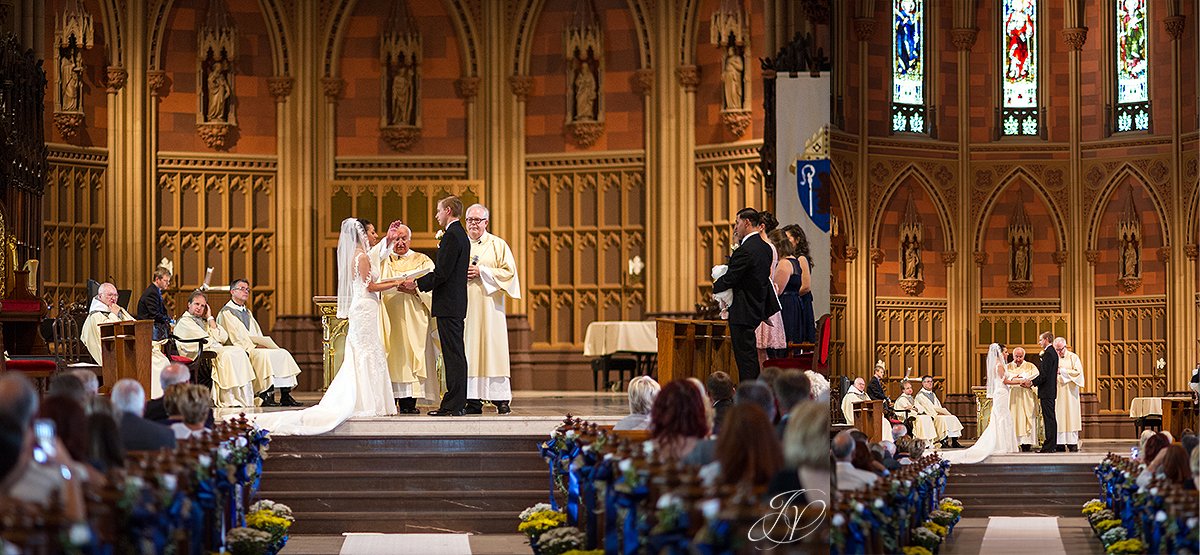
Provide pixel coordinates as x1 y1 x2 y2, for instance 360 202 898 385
428 409 465 416
1055 445 1067 453
1020 444 1032 453
496 401 511 415
462 406 483 415
1067 444 1079 452
950 438 963 449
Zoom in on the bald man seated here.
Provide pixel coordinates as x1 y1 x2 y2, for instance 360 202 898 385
80 282 171 396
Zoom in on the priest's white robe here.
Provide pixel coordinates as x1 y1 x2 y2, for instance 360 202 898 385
379 250 438 401
80 297 170 397
174 313 255 407
216 300 301 394
1006 361 1040 444
1056 349 1084 443
915 388 963 440
465 232 521 401
840 388 869 425
894 393 938 441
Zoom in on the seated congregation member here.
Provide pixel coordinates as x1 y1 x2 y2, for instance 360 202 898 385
915 375 964 448
772 402 831 506
773 370 811 438
711 405 783 493
175 290 257 408
0 374 87 521
137 266 175 341
894 380 937 442
1137 433 1172 487
614 376 660 431
840 377 870 424
735 379 778 424
832 430 877 491
35 396 108 490
86 411 124 473
217 278 304 407
82 282 171 395
876 441 901 472
849 431 887 476
112 379 176 452
145 363 191 423
1153 445 1196 491
47 373 87 406
377 226 437 414
650 380 711 462
893 436 915 465
706 371 735 434
166 384 212 440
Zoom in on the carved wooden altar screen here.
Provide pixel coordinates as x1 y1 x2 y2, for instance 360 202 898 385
0 35 49 291
975 311 1069 385
874 298 946 383
1094 296 1168 415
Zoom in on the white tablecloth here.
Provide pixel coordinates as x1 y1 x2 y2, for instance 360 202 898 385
583 321 657 357
1129 397 1191 418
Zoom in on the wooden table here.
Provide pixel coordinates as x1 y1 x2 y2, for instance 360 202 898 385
1128 396 1193 437
583 321 657 387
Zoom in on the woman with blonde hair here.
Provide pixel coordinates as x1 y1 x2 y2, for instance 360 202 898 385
166 384 212 440
614 376 660 431
770 402 831 506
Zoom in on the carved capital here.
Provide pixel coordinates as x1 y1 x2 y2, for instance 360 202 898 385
898 279 923 296
105 66 128 93
632 68 654 97
973 251 987 266
869 247 884 266
455 77 480 100
53 112 85 139
940 251 957 265
676 65 700 91
1008 280 1032 296
844 245 859 261
321 77 346 101
1085 249 1100 265
720 110 752 137
566 120 605 147
1061 27 1088 51
196 122 235 150
381 126 422 151
508 75 533 101
852 18 876 42
267 76 294 103
147 70 169 96
1184 244 1198 260
1164 16 1186 41
949 28 978 51
1053 250 1069 266
1156 246 1171 264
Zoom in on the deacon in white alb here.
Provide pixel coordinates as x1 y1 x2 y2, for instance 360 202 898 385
174 290 256 408
463 204 521 415
916 375 964 448
80 282 171 396
894 380 938 442
216 279 304 407
1054 337 1084 452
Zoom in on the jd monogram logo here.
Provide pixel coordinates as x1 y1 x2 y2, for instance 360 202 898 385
746 490 827 549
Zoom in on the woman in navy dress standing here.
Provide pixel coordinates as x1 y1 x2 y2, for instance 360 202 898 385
775 226 816 350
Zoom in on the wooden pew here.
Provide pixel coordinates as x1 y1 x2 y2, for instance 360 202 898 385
655 319 737 384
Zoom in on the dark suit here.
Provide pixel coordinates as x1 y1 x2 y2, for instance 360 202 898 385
119 412 177 452
145 397 214 427
417 220 470 411
1031 344 1059 451
137 284 172 340
867 377 888 401
712 232 779 381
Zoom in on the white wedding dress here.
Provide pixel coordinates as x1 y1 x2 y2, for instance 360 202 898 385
244 250 396 435
943 360 1018 464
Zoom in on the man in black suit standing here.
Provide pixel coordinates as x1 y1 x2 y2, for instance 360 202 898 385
867 361 889 402
402 196 470 416
137 266 174 340
1029 330 1059 453
711 208 779 382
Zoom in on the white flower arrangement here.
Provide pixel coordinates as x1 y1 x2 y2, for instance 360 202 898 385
226 527 272 554
535 526 584 555
198 454 212 468
642 440 655 456
67 523 92 546
618 459 633 473
1155 358 1166 370
656 493 680 510
831 513 845 527
250 499 295 521
159 474 177 492
700 499 721 520
1100 526 1127 546
518 503 555 521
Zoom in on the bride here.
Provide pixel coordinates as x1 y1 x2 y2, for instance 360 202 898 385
244 218 397 434
942 343 1020 464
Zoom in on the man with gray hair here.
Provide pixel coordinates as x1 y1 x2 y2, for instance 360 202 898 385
1054 337 1084 452
112 378 176 452
144 363 191 423
613 376 660 431
81 282 171 395
379 222 437 413
833 430 878 490
462 203 521 415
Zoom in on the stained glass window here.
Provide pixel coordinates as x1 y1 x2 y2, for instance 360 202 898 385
1001 0 1038 136
1115 0 1149 132
892 0 925 134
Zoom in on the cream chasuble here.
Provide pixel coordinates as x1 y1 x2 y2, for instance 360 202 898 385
81 297 171 396
465 232 521 400
1056 350 1084 433
379 250 436 399
174 312 255 407
217 300 302 393
894 393 938 441
1005 361 1040 440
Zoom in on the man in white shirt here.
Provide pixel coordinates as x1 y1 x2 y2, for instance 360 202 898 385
833 430 878 491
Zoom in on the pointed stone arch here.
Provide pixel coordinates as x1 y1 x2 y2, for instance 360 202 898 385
826 160 855 248
871 164 956 253
511 0 653 78
324 0 479 79
973 167 1066 252
1087 164 1171 250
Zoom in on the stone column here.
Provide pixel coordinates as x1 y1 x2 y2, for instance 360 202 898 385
1061 20 1093 389
947 25 977 395
1163 13 1196 386
846 13 875 379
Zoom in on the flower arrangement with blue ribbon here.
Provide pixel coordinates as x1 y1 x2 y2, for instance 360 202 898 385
1091 454 1198 555
831 454 955 555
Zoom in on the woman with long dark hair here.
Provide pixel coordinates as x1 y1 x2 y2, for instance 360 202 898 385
650 380 711 461
780 224 816 344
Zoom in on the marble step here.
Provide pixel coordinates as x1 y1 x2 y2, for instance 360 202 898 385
950 502 1094 518
264 451 547 472
943 483 1099 496
285 510 526 535
267 435 548 454
262 489 547 513
259 469 550 492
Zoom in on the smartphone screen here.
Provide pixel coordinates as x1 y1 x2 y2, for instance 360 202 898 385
33 418 57 459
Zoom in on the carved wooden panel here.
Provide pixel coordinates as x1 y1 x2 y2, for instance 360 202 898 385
526 154 645 348
828 293 847 378
43 148 107 315
695 144 765 299
157 155 277 328
975 311 1070 387
1094 296 1168 415
873 297 946 383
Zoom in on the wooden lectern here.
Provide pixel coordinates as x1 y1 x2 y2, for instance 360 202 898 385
1161 398 1198 440
854 400 885 443
655 319 738 384
98 320 153 397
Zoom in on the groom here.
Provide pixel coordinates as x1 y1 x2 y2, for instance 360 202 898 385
1028 331 1059 453
402 196 470 416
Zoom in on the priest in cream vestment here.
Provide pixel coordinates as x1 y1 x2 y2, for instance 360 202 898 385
840 377 871 425
216 279 303 407
1054 338 1084 451
174 290 256 407
916 376 963 447
378 225 439 413
894 380 937 442
463 204 520 415
80 282 170 397
1006 347 1040 451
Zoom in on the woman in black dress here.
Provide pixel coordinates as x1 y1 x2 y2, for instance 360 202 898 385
776 226 816 347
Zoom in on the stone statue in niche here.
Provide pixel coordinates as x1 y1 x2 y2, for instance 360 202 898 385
897 191 924 295
1013 240 1031 281
902 239 923 280
378 1 422 151
205 59 232 122
52 0 93 139
1120 239 1139 278
389 55 416 126
572 56 598 122
721 45 745 110
1115 186 1142 292
58 54 83 112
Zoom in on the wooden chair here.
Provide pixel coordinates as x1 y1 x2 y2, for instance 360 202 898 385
165 335 216 389
49 304 103 376
779 313 832 376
